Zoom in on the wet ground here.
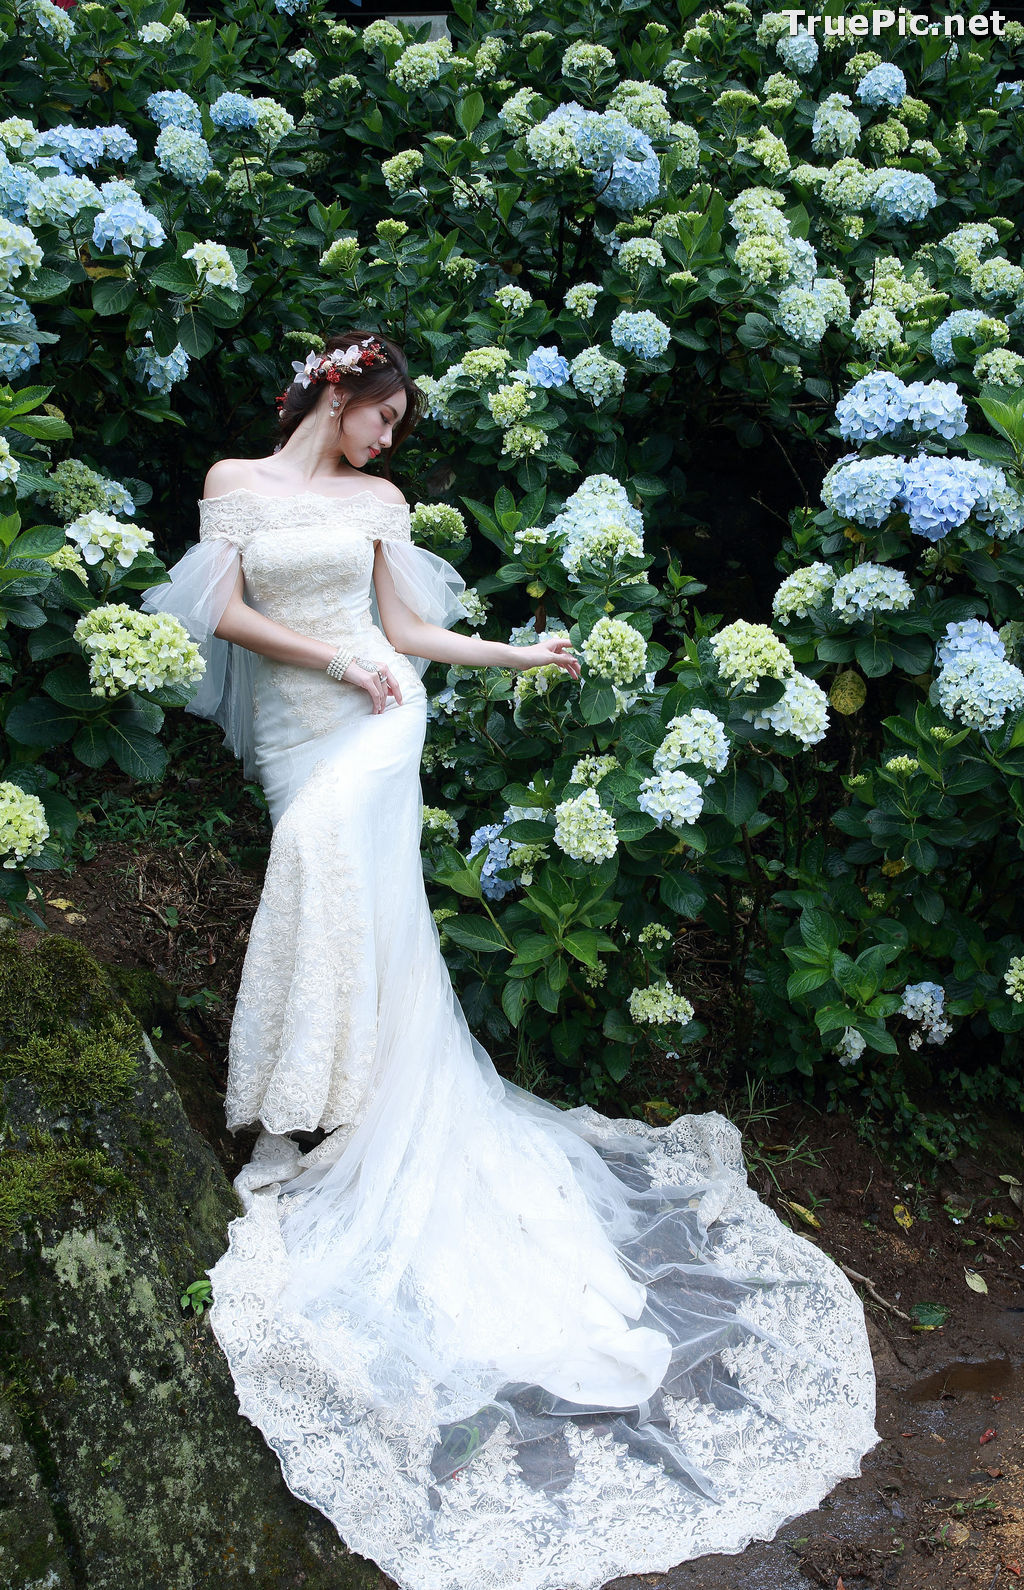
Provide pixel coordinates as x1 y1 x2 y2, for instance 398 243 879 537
14 834 1024 1590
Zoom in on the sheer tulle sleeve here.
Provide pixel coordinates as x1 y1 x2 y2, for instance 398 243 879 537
140 499 260 780
369 509 470 679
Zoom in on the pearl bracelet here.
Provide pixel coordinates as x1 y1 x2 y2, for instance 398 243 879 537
326 643 355 682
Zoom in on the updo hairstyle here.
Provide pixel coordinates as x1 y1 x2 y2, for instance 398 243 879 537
275 329 423 468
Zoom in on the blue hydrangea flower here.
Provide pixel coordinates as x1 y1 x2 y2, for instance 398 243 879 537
775 286 828 347
130 332 190 394
902 381 968 440
526 346 570 387
600 138 660 212
857 63 907 108
145 91 202 134
776 29 819 74
610 309 670 359
467 822 515 901
935 650 1024 732
935 619 1004 669
0 152 44 223
102 125 137 162
274 0 310 10
155 126 213 186
835 373 967 442
91 197 166 256
835 371 908 440
898 455 993 541
869 170 938 225
210 92 260 131
931 309 988 368
574 109 645 171
0 302 40 376
41 125 107 169
825 455 906 527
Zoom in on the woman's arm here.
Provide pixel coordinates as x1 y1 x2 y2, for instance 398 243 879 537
213 567 338 670
373 542 579 674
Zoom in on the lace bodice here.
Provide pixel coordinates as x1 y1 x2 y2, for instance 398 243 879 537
198 488 412 643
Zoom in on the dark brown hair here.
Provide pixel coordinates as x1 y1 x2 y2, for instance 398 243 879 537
275 329 423 471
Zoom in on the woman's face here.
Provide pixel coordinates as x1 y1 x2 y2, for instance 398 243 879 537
336 387 409 468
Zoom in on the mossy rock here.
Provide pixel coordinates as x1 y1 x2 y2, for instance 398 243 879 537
0 931 383 1590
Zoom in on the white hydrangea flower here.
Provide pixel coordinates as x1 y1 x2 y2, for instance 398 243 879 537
772 562 836 624
710 618 794 690
835 1026 866 1066
831 563 913 620
0 436 20 485
569 753 619 787
654 708 730 777
581 615 648 685
0 781 49 868
456 587 489 626
73 605 206 697
492 283 533 316
183 240 239 291
486 381 534 427
637 769 704 827
742 671 830 746
421 805 459 844
1003 954 1024 1004
65 511 152 571
628 979 695 1026
553 787 618 862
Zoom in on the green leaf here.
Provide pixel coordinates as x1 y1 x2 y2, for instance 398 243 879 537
92 276 137 316
148 261 200 294
578 680 618 724
176 309 215 359
787 965 833 998
12 524 64 557
854 636 894 678
436 867 484 901
5 696 77 748
801 907 840 957
509 932 553 965
19 268 72 302
616 810 660 842
563 929 616 967
501 976 530 1025
456 91 484 135
441 915 508 954
705 766 758 827
106 722 167 782
72 721 111 769
602 1008 635 1044
659 871 705 918
5 414 72 440
42 663 99 712
603 1048 631 1083
502 818 552 842
959 431 1016 465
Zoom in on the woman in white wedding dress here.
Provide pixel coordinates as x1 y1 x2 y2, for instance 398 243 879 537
142 329 878 1590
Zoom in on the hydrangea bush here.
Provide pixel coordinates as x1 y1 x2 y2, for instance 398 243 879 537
2 0 1024 1155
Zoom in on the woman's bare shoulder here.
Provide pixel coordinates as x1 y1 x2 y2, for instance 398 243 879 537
201 457 262 500
367 477 407 507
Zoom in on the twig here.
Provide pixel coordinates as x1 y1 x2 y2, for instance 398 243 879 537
839 1263 912 1321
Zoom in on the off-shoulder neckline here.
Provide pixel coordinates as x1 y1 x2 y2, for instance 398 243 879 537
199 486 408 512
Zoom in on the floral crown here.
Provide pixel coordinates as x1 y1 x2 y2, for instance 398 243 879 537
275 337 390 411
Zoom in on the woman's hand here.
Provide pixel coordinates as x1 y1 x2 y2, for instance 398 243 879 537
515 639 581 681
343 660 403 713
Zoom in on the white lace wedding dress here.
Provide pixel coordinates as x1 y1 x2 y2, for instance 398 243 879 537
142 488 878 1590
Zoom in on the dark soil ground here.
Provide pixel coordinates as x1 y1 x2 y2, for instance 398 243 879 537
12 827 1024 1590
